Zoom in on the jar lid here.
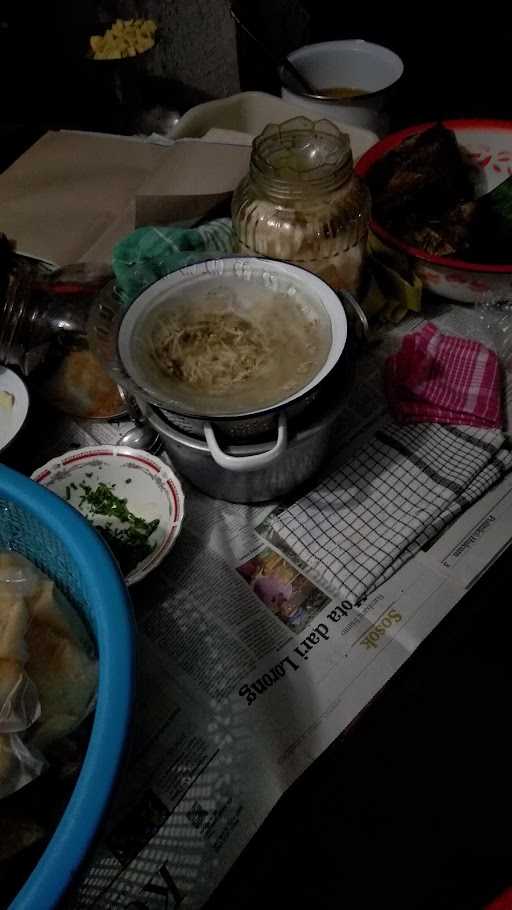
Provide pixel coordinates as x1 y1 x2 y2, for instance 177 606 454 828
251 116 353 188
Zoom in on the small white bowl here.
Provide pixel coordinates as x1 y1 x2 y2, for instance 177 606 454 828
281 39 404 136
31 446 185 585
0 367 29 456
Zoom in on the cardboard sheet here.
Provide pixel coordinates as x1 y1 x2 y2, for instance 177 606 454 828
0 132 249 267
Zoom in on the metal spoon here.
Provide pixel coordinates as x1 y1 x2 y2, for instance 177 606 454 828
117 387 162 454
118 422 162 454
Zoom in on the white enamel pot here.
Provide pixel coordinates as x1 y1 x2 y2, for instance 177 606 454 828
117 257 357 474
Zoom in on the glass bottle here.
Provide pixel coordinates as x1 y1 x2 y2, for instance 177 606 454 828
232 116 370 296
0 243 123 419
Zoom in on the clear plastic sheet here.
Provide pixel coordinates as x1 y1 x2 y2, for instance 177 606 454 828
474 296 512 434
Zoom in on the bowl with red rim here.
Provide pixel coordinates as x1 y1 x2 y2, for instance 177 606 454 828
31 446 185 585
355 119 512 304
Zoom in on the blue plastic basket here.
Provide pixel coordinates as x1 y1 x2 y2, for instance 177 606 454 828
0 464 136 910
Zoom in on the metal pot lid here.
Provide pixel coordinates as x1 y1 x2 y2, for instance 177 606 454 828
117 257 347 419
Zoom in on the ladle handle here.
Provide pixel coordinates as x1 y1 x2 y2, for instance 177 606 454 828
229 4 314 96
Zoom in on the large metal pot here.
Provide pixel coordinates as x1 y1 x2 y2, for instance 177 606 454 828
154 290 365 475
145 395 345 504
143 346 356 504
88 257 367 479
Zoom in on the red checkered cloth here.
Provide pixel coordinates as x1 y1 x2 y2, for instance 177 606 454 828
385 322 502 428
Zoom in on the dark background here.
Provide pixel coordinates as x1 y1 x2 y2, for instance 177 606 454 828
237 3 512 126
1 1 512 169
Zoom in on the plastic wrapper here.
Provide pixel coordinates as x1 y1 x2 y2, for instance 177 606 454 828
0 552 98 801
475 297 512 367
474 297 512 434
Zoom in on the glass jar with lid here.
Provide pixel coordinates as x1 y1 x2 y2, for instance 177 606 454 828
232 117 370 296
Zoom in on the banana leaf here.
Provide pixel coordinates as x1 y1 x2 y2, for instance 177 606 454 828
473 174 512 263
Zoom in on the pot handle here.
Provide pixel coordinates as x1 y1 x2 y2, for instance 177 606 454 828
204 414 288 472
340 291 369 342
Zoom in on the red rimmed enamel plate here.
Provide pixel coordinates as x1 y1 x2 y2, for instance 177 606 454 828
356 119 512 303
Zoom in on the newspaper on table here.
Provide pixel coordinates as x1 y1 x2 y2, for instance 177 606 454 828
28 299 512 909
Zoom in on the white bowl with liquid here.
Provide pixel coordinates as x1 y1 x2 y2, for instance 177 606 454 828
281 39 404 136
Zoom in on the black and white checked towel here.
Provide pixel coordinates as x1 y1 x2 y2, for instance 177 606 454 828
262 422 512 604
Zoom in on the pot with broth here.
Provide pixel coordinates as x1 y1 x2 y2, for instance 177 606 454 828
133 281 331 417
115 257 348 444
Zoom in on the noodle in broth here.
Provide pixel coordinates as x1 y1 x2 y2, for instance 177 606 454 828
151 310 271 392
135 282 332 414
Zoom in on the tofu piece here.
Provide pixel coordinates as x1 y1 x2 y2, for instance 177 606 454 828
0 391 14 414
